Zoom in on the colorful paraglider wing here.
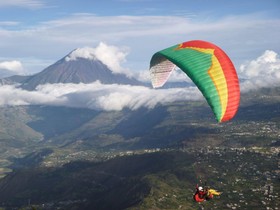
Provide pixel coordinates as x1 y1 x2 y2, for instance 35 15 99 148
150 40 240 122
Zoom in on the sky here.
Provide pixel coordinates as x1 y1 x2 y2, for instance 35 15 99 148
0 0 280 113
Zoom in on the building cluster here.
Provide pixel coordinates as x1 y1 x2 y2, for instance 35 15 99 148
191 146 279 210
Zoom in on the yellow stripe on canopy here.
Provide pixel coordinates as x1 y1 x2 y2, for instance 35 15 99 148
185 47 228 121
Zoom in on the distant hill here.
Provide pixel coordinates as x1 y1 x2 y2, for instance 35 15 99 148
0 75 31 85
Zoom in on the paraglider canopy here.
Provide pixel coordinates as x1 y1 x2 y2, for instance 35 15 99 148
150 40 240 123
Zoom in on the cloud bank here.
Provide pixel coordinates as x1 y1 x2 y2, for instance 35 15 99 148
0 82 202 110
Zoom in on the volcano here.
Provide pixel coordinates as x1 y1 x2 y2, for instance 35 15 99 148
18 48 143 90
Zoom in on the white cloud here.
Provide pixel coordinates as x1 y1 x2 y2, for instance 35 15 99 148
0 60 24 74
0 0 45 9
65 42 130 75
0 85 65 106
65 47 97 61
0 82 202 110
239 50 280 91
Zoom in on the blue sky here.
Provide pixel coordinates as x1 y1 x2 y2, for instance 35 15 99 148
0 0 280 75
